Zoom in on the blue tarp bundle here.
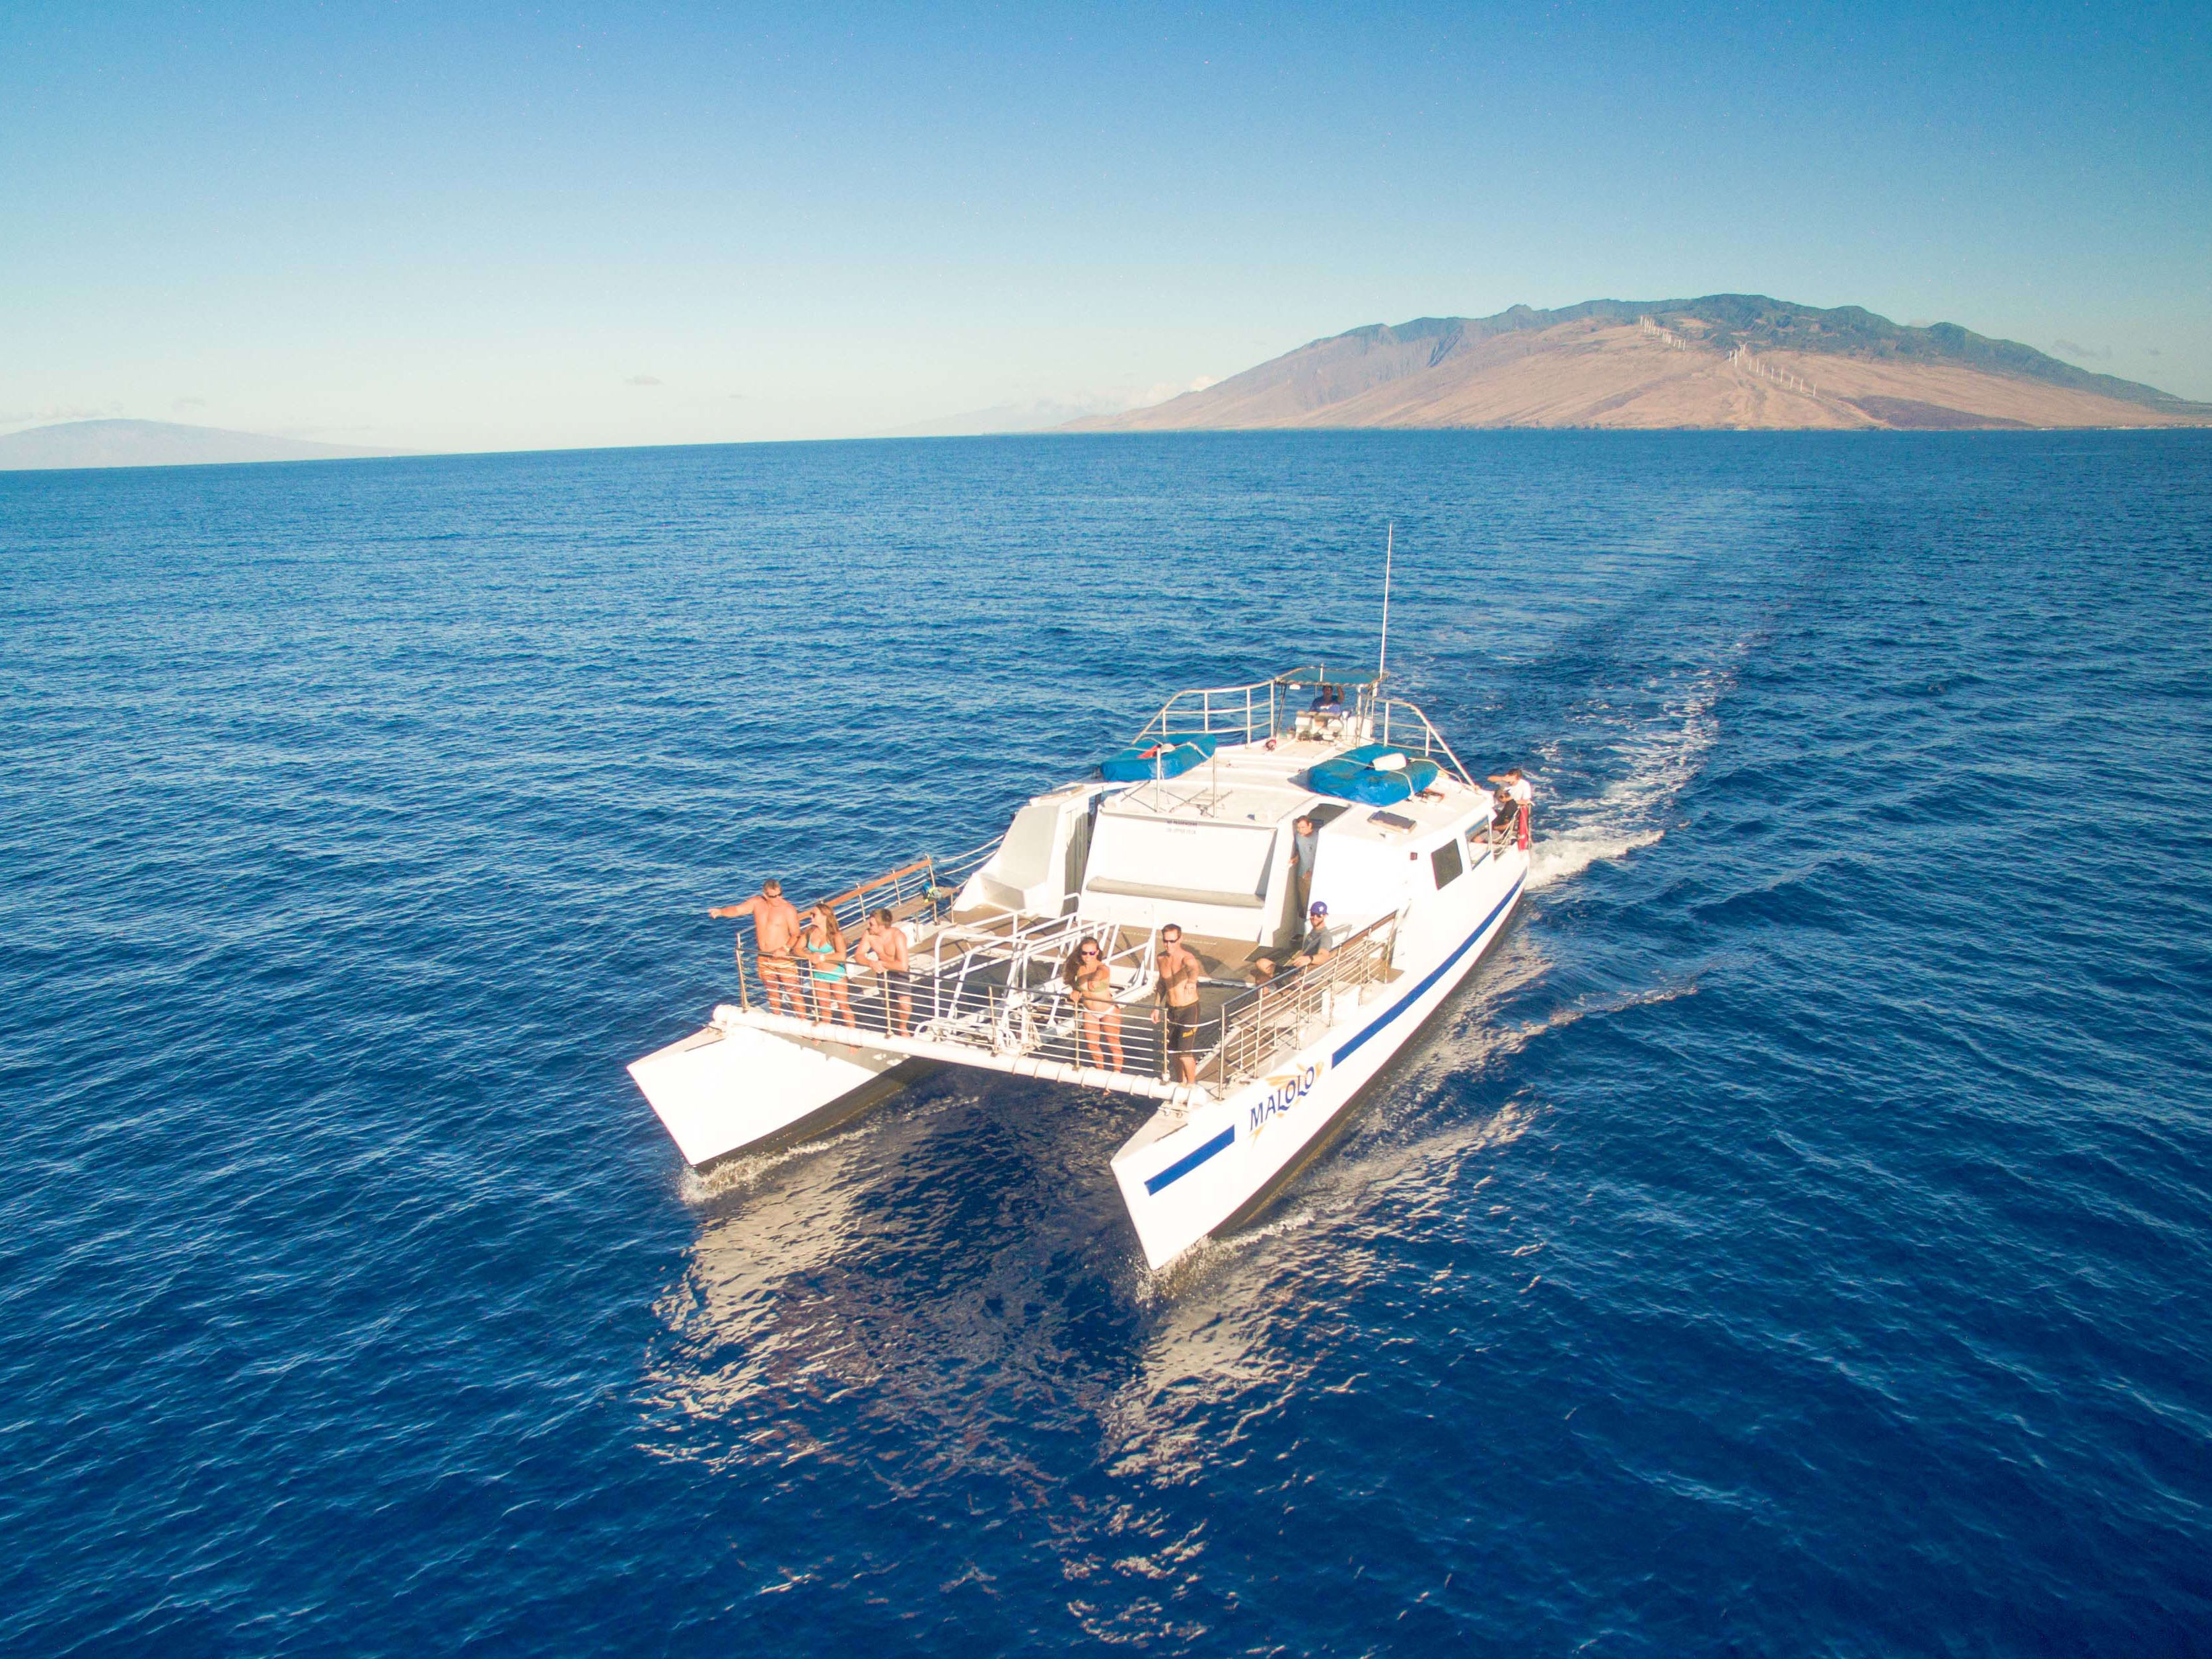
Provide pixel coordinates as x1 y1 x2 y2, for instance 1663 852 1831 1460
1100 738 1213 782
1306 744 1442 804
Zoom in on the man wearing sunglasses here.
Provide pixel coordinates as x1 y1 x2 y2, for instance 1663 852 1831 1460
709 877 806 1017
1150 924 1204 1085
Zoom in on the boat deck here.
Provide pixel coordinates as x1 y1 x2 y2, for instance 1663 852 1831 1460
721 896 1404 1106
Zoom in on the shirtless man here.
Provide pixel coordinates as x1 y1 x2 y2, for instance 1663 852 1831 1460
1150 923 1204 1085
851 907 914 1037
708 878 806 1016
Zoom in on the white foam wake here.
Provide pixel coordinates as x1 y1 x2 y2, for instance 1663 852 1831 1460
1524 664 1729 892
677 1121 880 1204
1527 824 1665 891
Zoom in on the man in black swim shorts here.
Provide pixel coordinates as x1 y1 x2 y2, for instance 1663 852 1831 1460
853 907 914 1036
1151 923 1204 1084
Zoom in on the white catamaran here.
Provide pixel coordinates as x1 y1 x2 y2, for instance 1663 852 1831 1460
629 666 1530 1269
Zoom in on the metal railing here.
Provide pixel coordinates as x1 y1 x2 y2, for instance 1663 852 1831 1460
715 839 1409 1094
1135 665 1386 749
1472 810 1520 857
735 901 1190 1080
1374 697 1476 784
1132 670 1474 789
732 907 1404 1099
1207 912 1400 1090
723 839 1001 1011
908 911 1156 1063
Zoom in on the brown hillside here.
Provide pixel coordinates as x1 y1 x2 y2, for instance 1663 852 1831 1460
1065 315 2209 433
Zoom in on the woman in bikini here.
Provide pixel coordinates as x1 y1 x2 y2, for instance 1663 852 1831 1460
798 902 857 1028
1061 937 1123 1073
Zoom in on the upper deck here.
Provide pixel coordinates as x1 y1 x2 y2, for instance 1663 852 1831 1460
1131 665 1475 779
1104 731 1484 833
1104 736 1326 828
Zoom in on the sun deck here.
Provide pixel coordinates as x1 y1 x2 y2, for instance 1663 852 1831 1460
717 903 1406 1108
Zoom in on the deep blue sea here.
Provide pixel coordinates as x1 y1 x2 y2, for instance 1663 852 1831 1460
5 431 2210 1656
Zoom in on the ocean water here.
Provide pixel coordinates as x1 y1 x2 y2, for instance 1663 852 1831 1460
4 431 2209 1656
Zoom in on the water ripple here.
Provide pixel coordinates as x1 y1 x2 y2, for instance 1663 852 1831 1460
3 432 2209 1654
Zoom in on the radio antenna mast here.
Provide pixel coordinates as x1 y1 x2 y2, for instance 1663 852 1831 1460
1378 520 1394 682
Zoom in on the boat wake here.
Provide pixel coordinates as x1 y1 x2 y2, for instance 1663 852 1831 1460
1133 1207 1324 1303
1527 822 1665 891
677 1121 881 1205
1525 663 1729 891
1139 1094 1545 1305
1406 971 1701 1092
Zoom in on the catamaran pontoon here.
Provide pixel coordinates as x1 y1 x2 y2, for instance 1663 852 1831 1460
629 667 1530 1269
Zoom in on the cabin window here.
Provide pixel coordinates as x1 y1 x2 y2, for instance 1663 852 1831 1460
1430 839 1464 889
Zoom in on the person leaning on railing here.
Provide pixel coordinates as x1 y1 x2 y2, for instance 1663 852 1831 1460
1248 901 1337 985
796 902 858 1029
851 908 913 1038
1061 936 1124 1073
1478 779 1501 832
1487 767 1534 849
709 878 806 1017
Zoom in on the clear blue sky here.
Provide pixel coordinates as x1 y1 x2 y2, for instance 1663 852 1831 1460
6 0 2206 450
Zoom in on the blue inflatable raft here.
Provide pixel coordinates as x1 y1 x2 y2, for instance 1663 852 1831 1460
1099 731 1221 783
1305 743 1442 805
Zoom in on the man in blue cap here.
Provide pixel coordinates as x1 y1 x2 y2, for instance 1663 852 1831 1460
1251 900 1337 983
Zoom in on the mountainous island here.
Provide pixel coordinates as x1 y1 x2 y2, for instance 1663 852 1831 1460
1063 297 2212 432
0 419 403 471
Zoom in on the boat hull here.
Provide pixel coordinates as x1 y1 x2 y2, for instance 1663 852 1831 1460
628 1016 919 1168
1112 860 1527 1270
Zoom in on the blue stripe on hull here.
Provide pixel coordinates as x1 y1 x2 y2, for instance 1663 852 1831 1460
1332 874 1525 1067
1143 1125 1235 1194
1139 870 1523 1201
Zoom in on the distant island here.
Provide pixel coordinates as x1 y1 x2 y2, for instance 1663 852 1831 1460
1061 297 2212 432
17 302 2208 464
0 419 405 472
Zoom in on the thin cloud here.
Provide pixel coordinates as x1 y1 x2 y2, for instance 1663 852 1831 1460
626 374 664 386
3 403 111 423
2051 339 2111 361
1129 375 1219 409
174 396 209 408
0 403 115 435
